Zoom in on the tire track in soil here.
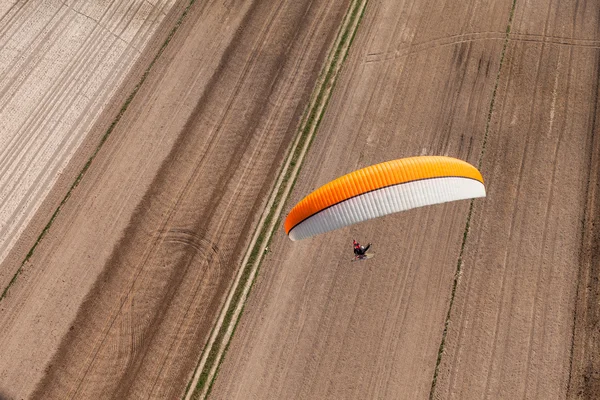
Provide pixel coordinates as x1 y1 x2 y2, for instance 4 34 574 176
105 4 294 393
186 1 366 397
365 31 600 65
38 1 289 395
29 1 347 398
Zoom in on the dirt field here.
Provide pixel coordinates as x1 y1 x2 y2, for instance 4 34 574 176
435 2 600 399
3 0 599 399
0 0 349 399
0 0 178 271
210 1 600 399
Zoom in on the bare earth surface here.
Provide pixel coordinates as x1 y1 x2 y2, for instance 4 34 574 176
2 0 599 399
211 1 600 400
436 2 600 399
0 0 177 270
0 1 348 399
211 0 510 398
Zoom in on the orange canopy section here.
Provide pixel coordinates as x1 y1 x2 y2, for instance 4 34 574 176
284 156 483 235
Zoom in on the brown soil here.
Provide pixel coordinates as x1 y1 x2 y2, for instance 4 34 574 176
0 0 181 270
210 0 511 398
436 2 600 399
0 0 349 399
211 1 600 399
2 0 599 399
567 14 600 399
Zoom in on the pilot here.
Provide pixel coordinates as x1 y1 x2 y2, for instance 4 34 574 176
353 239 371 256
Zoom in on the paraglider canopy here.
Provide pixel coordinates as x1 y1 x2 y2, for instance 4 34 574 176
284 156 485 241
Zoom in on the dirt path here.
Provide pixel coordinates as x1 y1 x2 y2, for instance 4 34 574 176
0 1 349 399
0 0 179 271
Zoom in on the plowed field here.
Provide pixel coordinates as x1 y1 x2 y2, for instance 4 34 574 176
0 1 349 398
2 0 599 399
210 0 600 399
0 0 179 271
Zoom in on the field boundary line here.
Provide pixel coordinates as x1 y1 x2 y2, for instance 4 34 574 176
183 0 369 398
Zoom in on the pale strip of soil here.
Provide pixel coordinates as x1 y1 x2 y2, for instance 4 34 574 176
209 0 514 399
0 0 178 269
0 1 350 399
434 1 600 399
